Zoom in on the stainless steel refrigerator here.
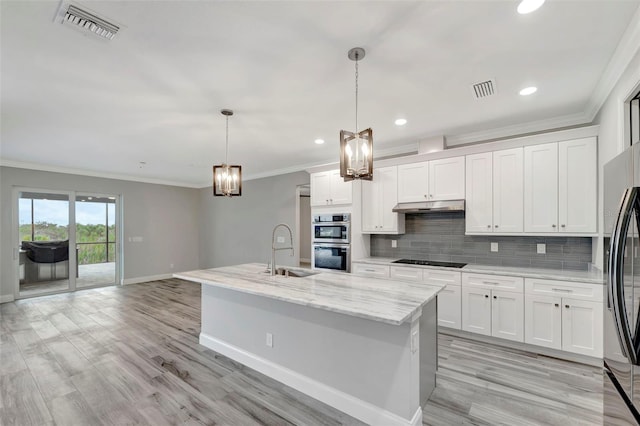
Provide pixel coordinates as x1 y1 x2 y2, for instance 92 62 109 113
604 143 640 424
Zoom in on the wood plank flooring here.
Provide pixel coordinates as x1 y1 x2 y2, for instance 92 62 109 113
1 278 604 425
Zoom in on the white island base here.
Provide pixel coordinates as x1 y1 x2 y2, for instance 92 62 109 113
177 264 441 426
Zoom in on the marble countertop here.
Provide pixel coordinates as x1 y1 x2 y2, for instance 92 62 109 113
174 263 444 326
353 257 605 284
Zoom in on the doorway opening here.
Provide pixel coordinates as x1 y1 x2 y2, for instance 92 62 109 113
296 184 311 268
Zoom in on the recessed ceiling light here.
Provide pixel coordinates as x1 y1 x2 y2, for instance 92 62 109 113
394 118 407 126
314 138 325 145
519 86 538 96
517 0 545 14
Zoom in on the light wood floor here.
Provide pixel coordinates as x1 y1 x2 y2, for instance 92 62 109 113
1 278 604 425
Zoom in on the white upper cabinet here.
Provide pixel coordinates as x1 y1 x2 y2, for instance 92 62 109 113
310 170 352 207
524 143 558 232
397 162 429 202
361 166 404 234
558 137 597 233
493 148 524 233
429 157 465 200
465 152 493 233
524 137 597 234
397 156 465 202
465 148 523 234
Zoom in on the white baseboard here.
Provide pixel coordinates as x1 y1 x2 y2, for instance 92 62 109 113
122 273 173 285
0 294 15 304
200 333 420 426
300 258 311 263
440 328 603 367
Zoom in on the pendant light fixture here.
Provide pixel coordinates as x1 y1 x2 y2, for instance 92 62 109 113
340 47 373 182
213 109 242 197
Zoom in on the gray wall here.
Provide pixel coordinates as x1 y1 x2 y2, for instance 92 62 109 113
198 171 310 268
0 166 201 298
371 212 593 270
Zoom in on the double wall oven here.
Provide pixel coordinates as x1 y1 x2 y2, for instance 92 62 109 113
312 213 350 272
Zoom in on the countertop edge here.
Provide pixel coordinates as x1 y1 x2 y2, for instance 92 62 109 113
174 269 443 326
352 257 605 285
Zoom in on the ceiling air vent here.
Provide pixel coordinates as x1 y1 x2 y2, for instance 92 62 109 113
61 4 119 40
471 79 496 100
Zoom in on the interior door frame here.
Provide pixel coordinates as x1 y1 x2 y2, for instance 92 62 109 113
12 187 123 299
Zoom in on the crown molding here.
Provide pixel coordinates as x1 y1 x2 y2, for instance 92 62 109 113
584 6 640 121
445 111 590 147
0 159 202 188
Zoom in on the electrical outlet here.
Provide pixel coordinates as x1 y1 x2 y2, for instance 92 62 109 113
266 332 273 348
537 243 546 254
391 240 397 248
490 242 498 252
411 330 418 353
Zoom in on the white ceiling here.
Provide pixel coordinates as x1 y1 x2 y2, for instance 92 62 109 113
1 0 639 187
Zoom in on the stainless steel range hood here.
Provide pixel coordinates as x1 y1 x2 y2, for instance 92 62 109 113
392 199 465 213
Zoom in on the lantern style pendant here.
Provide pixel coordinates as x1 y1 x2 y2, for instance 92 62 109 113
340 47 373 182
213 109 242 197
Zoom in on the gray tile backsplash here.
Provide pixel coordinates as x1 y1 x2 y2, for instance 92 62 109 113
370 212 593 271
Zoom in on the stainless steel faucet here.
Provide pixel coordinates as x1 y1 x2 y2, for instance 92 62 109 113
271 223 294 276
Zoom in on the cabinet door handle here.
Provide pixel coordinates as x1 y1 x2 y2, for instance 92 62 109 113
487 225 491 228
552 224 557 228
430 194 433 198
485 295 489 298
330 199 333 203
494 225 499 228
493 295 497 299
565 304 570 309
561 224 566 228
552 288 572 293
364 269 376 272
554 303 559 307
482 281 500 285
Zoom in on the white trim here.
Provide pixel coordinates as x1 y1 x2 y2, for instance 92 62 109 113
0 159 202 189
122 273 172 285
300 257 311 263
0 294 15 304
445 112 590 147
585 6 640 122
440 328 602 367
199 332 421 426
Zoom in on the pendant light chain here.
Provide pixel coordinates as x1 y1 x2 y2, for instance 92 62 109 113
224 114 229 165
355 55 359 134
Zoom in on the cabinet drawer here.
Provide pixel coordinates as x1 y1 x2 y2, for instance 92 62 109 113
423 269 461 286
351 263 390 278
462 273 523 292
390 266 423 282
525 278 604 302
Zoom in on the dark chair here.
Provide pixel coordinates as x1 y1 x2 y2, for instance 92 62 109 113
21 240 70 263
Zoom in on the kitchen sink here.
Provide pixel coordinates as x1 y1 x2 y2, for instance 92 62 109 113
265 267 318 278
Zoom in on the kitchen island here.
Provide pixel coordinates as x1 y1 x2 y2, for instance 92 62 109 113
175 263 444 426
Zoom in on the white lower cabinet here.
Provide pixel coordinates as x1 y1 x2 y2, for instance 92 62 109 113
462 273 524 342
351 263 389 278
524 294 562 350
389 266 422 282
424 270 462 330
561 298 603 357
524 278 603 358
438 285 462 329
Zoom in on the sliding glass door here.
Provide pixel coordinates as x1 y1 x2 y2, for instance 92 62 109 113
75 194 117 288
17 190 72 297
14 188 120 299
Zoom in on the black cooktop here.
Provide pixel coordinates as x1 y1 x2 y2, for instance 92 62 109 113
392 259 467 268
